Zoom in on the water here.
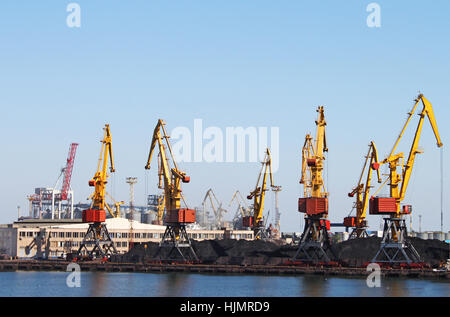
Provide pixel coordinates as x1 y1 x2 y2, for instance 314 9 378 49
0 271 448 297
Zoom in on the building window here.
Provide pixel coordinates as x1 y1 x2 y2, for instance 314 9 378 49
73 232 79 238
20 232 25 237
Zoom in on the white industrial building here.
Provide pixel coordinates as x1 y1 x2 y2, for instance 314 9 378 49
0 218 254 259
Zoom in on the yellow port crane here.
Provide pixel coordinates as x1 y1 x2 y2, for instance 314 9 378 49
246 148 277 240
293 106 335 262
371 94 443 264
145 119 198 261
105 192 125 218
76 124 118 260
345 141 382 238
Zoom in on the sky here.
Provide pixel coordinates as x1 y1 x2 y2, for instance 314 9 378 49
0 1 449 233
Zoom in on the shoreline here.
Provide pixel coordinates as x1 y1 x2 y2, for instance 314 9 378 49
1 260 448 280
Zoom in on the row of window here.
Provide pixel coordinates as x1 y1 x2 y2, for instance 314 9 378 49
19 231 253 240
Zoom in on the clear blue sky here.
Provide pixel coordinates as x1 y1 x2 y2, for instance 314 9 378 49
0 1 449 232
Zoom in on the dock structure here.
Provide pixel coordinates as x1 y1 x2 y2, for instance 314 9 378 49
0 260 448 280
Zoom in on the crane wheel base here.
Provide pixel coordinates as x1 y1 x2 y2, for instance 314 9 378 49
348 228 369 239
155 224 199 262
291 217 336 263
76 222 118 260
371 218 421 264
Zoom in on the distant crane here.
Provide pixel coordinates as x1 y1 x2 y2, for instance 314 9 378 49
229 190 251 229
202 188 228 229
345 141 382 238
246 147 278 240
27 143 78 219
105 192 125 218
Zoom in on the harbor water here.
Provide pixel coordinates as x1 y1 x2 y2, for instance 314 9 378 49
0 271 448 297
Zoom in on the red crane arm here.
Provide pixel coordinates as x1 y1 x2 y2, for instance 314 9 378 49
60 143 79 200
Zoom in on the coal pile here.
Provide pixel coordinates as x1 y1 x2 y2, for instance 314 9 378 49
110 239 298 265
110 237 449 267
332 237 449 267
407 237 449 267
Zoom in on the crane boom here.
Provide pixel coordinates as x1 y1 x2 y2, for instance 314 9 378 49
145 119 189 214
88 124 115 214
377 94 443 214
311 106 328 198
371 94 443 264
60 143 78 200
399 94 443 202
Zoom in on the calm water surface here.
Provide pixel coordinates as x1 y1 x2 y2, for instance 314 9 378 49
0 271 448 297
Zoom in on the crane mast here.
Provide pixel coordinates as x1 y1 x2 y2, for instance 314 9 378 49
293 106 336 263
310 106 328 198
145 119 198 262
76 124 118 260
371 94 443 264
300 134 314 197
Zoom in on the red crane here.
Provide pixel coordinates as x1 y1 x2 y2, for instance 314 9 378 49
57 143 79 200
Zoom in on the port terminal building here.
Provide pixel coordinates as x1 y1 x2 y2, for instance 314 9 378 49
0 218 254 259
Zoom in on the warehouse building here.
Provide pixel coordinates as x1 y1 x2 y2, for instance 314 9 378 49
0 218 254 259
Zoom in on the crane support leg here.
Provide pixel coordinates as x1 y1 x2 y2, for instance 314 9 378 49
292 216 336 262
254 225 270 240
372 218 421 264
348 227 369 239
77 223 117 259
155 224 199 262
